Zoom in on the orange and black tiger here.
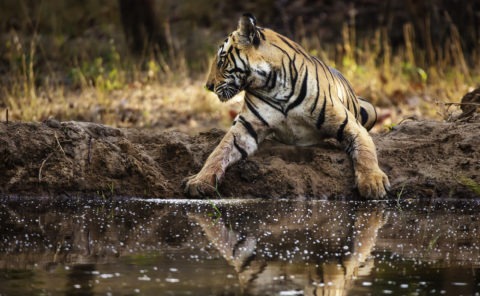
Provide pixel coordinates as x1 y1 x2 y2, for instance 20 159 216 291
184 13 390 198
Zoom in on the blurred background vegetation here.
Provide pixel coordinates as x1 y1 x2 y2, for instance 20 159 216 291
0 0 479 132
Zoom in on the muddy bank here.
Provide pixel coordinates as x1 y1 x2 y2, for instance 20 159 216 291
0 117 479 199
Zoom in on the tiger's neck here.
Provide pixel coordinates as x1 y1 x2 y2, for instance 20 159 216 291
245 57 313 115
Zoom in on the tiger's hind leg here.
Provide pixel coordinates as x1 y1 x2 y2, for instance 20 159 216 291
334 110 390 199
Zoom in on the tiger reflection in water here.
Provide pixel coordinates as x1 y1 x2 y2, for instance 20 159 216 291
189 203 387 295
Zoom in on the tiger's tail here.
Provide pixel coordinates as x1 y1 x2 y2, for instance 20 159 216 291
357 97 377 131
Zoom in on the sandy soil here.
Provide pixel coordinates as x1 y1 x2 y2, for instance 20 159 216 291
0 114 479 199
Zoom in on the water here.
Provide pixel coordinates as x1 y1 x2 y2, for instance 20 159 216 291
1 198 480 295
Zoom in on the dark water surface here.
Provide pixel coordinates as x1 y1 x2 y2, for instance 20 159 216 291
1 198 480 296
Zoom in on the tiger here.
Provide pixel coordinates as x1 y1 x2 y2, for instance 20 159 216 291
184 13 390 199
189 202 387 294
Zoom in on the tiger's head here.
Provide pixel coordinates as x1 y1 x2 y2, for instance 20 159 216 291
206 13 277 102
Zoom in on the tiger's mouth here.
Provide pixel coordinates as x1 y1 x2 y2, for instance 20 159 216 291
215 83 240 102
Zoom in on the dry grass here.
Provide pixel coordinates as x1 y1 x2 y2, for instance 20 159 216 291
302 22 479 129
3 74 240 134
1 12 479 133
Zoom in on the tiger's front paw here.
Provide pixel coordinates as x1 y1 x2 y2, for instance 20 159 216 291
356 168 390 199
182 173 218 198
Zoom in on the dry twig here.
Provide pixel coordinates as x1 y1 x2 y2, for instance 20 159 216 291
54 132 66 156
38 153 53 182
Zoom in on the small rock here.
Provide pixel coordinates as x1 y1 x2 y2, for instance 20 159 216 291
44 118 61 129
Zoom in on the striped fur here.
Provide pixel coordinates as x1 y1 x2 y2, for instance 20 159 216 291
184 14 390 199
189 204 386 294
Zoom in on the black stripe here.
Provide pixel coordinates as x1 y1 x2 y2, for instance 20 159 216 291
237 51 248 69
283 55 300 100
318 60 336 89
268 70 277 90
326 65 337 84
264 71 272 88
360 107 369 126
238 116 258 144
327 84 333 105
337 71 357 100
226 67 246 74
351 96 358 119
345 134 358 156
245 96 270 127
280 57 287 86
248 261 267 284
258 29 266 40
310 62 320 115
358 96 371 103
277 35 302 54
233 135 248 160
285 69 308 114
317 59 330 77
251 90 284 113
324 66 339 105
255 69 267 77
225 45 233 58
277 35 313 62
358 97 378 130
316 94 327 129
336 73 359 118
232 236 247 257
229 48 239 68
225 50 246 74
336 111 349 142
315 59 333 106
271 43 290 57
240 253 257 272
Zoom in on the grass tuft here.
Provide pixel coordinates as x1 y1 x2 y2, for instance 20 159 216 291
457 176 480 196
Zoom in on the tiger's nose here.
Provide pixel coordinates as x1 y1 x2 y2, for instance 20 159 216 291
205 83 214 92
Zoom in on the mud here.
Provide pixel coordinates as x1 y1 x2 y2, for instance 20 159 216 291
0 116 479 199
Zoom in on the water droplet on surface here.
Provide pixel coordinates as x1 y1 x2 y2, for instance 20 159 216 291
451 282 468 286
138 275 151 281
279 290 303 296
165 278 180 283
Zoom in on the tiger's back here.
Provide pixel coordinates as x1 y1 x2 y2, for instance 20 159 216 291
232 26 377 146
327 67 377 131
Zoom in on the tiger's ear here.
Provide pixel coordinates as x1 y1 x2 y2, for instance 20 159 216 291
237 13 260 47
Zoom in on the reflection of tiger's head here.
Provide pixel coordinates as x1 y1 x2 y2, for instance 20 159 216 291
206 13 283 102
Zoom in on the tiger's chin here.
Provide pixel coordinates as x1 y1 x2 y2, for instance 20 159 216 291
216 88 240 102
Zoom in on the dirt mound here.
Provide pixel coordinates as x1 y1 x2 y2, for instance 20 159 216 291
0 117 479 199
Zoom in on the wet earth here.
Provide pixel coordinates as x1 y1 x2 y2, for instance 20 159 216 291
1 197 479 295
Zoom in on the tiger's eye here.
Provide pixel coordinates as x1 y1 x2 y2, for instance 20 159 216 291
217 56 226 68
